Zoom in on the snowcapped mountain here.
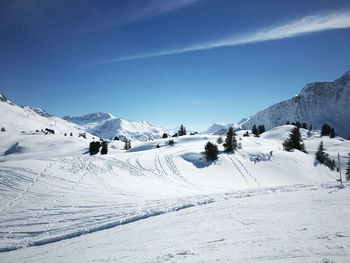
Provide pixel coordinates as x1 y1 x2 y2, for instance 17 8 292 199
0 94 85 135
205 71 350 138
241 71 350 138
64 113 168 141
204 123 231 134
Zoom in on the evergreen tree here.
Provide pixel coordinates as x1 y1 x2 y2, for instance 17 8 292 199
178 125 187 136
64 133 67 136
216 136 223 144
295 121 301 128
315 141 327 163
114 136 119 140
321 124 331 136
282 127 306 153
124 140 131 150
330 128 335 138
252 124 259 137
302 122 307 129
168 139 174 146
101 141 108 155
162 133 168 139
204 142 218 161
89 141 101 155
1 127 5 132
325 158 336 171
346 154 350 180
286 121 290 125
224 127 237 152
156 144 160 148
70 132 73 136
258 125 265 135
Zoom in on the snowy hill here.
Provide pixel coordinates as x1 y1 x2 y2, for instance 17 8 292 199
241 71 350 138
0 124 349 261
64 113 168 141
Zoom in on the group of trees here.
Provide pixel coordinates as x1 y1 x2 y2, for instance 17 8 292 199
251 124 265 137
204 127 238 161
89 140 108 155
321 124 336 138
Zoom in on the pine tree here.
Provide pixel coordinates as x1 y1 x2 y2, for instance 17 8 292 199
178 125 187 136
168 139 174 146
70 132 73 136
1 127 5 132
224 127 237 152
321 124 331 136
330 128 335 138
124 140 131 150
162 133 168 139
302 122 307 129
282 127 306 152
258 125 265 135
89 141 101 155
252 124 259 137
346 154 350 180
315 141 327 163
204 142 218 161
101 141 108 155
156 144 160 148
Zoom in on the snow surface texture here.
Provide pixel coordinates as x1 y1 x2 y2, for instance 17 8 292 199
241 71 350 138
0 123 349 262
64 112 169 141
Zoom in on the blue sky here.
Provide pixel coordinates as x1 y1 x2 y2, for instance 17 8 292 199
1 0 350 131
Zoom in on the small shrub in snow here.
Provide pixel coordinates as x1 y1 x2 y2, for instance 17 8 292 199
216 136 223 144
204 142 218 161
1 127 5 132
70 132 73 136
168 139 174 146
282 127 306 153
162 133 168 139
243 131 249 137
156 144 160 148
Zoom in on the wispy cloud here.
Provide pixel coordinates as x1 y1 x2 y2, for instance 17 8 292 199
95 10 350 64
80 0 202 32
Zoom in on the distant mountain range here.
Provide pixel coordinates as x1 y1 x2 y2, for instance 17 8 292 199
63 113 168 141
2 70 349 140
205 71 350 138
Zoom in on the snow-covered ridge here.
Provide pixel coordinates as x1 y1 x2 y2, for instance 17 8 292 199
241 71 350 138
63 112 168 141
205 71 350 137
21 106 52 118
63 112 115 125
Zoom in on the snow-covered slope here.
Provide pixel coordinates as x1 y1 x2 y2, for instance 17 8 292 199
0 123 349 261
64 113 168 141
241 71 350 138
0 94 86 136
